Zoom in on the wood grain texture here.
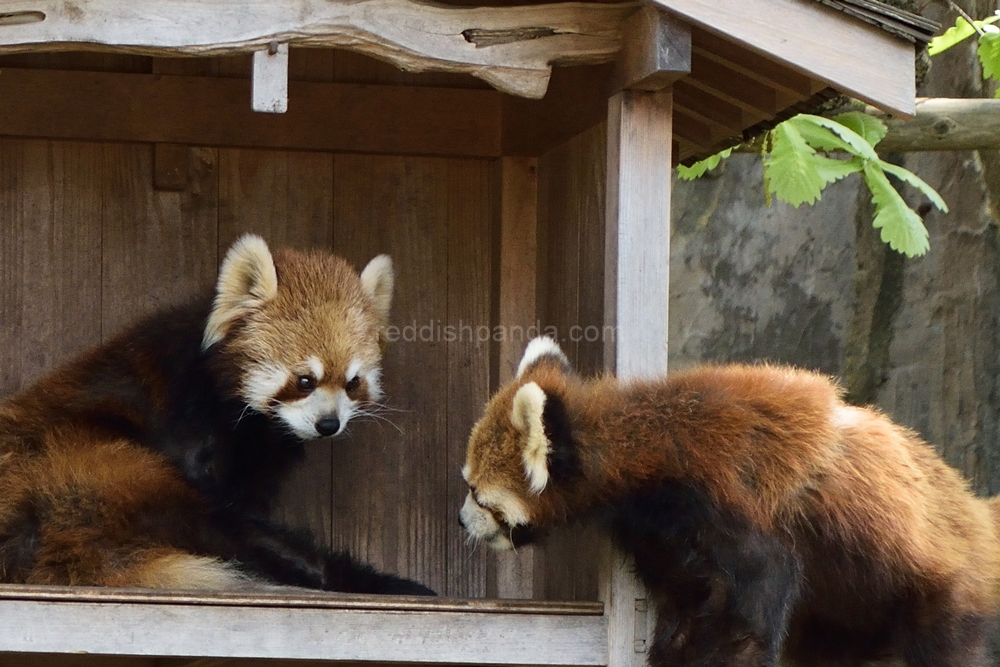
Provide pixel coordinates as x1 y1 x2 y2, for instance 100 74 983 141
19 141 103 385
648 0 915 117
534 124 607 602
601 88 672 667
218 147 335 546
0 598 607 663
607 6 690 93
0 67 502 158
0 0 637 98
331 154 451 594
0 139 26 397
100 144 218 337
445 158 494 598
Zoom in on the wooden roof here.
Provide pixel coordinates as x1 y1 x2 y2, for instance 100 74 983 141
0 0 929 159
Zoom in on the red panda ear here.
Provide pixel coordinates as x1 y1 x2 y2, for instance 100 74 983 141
360 255 394 330
512 382 551 494
517 337 572 379
202 234 278 350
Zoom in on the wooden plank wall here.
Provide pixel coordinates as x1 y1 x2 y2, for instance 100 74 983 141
0 49 494 604
534 123 608 601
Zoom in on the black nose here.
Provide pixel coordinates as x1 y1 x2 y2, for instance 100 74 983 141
315 416 341 436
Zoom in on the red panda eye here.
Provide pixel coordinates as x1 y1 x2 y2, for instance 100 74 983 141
345 376 361 393
296 375 316 393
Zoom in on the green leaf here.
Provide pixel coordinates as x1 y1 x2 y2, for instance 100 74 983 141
676 147 734 180
879 162 949 213
862 162 930 257
764 123 860 207
979 31 1000 82
790 115 881 161
833 111 889 147
929 15 1000 55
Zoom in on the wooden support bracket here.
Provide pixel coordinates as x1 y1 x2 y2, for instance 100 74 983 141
607 6 690 94
252 42 290 113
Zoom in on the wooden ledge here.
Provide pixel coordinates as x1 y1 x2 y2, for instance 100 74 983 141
0 585 607 663
0 0 638 99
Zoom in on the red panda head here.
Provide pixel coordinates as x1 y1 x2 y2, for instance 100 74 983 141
460 337 579 550
203 234 394 440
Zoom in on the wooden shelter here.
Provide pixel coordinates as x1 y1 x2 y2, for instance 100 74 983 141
0 0 926 664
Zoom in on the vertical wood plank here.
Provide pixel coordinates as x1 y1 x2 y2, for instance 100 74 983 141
217 147 334 545
445 158 493 598
101 144 218 337
331 154 452 594
20 141 103 385
535 124 607 602
490 156 541 599
0 139 25 398
602 87 673 667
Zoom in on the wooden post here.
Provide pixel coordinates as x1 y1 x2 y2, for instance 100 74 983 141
491 155 543 599
601 7 685 667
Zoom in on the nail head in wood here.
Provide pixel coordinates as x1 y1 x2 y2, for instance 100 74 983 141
252 42 289 114
608 6 690 94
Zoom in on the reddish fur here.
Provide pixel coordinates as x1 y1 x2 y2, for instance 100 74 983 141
464 358 1000 666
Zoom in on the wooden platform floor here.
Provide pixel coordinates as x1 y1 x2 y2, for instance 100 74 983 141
0 585 606 666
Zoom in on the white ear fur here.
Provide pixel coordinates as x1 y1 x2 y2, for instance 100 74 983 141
512 382 550 495
517 336 569 378
360 254 394 327
202 234 278 350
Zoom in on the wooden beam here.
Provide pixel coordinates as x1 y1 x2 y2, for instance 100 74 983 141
650 0 916 117
606 6 690 94
0 67 502 157
0 586 605 663
601 87 672 667
0 0 638 99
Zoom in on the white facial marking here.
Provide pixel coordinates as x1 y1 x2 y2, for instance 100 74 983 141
460 493 513 551
276 387 358 440
461 465 471 482
517 336 568 378
476 486 531 527
365 367 383 401
243 363 291 411
346 358 363 382
307 356 325 381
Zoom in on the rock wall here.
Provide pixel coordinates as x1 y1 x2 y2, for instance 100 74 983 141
670 0 1000 492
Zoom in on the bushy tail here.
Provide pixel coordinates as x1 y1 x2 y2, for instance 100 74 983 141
113 549 254 590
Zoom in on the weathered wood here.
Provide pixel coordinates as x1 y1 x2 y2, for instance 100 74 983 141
100 143 218 338
0 0 637 98
251 43 289 113
217 147 335 545
604 90 672 376
18 141 104 387
445 159 495 598
0 596 607 663
602 88 672 667
0 67 502 158
0 139 26 398
607 6 690 94
331 155 453 596
152 144 189 191
491 156 541 600
648 0 916 117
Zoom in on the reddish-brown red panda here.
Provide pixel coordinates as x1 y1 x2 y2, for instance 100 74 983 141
0 234 433 595
461 337 1000 666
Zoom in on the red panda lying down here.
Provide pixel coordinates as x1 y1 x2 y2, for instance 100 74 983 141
460 337 1000 666
0 234 432 595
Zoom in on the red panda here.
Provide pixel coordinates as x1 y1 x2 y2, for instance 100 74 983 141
460 337 1000 666
0 234 433 595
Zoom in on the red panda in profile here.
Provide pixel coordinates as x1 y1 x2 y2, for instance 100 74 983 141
0 234 433 595
460 337 1000 666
